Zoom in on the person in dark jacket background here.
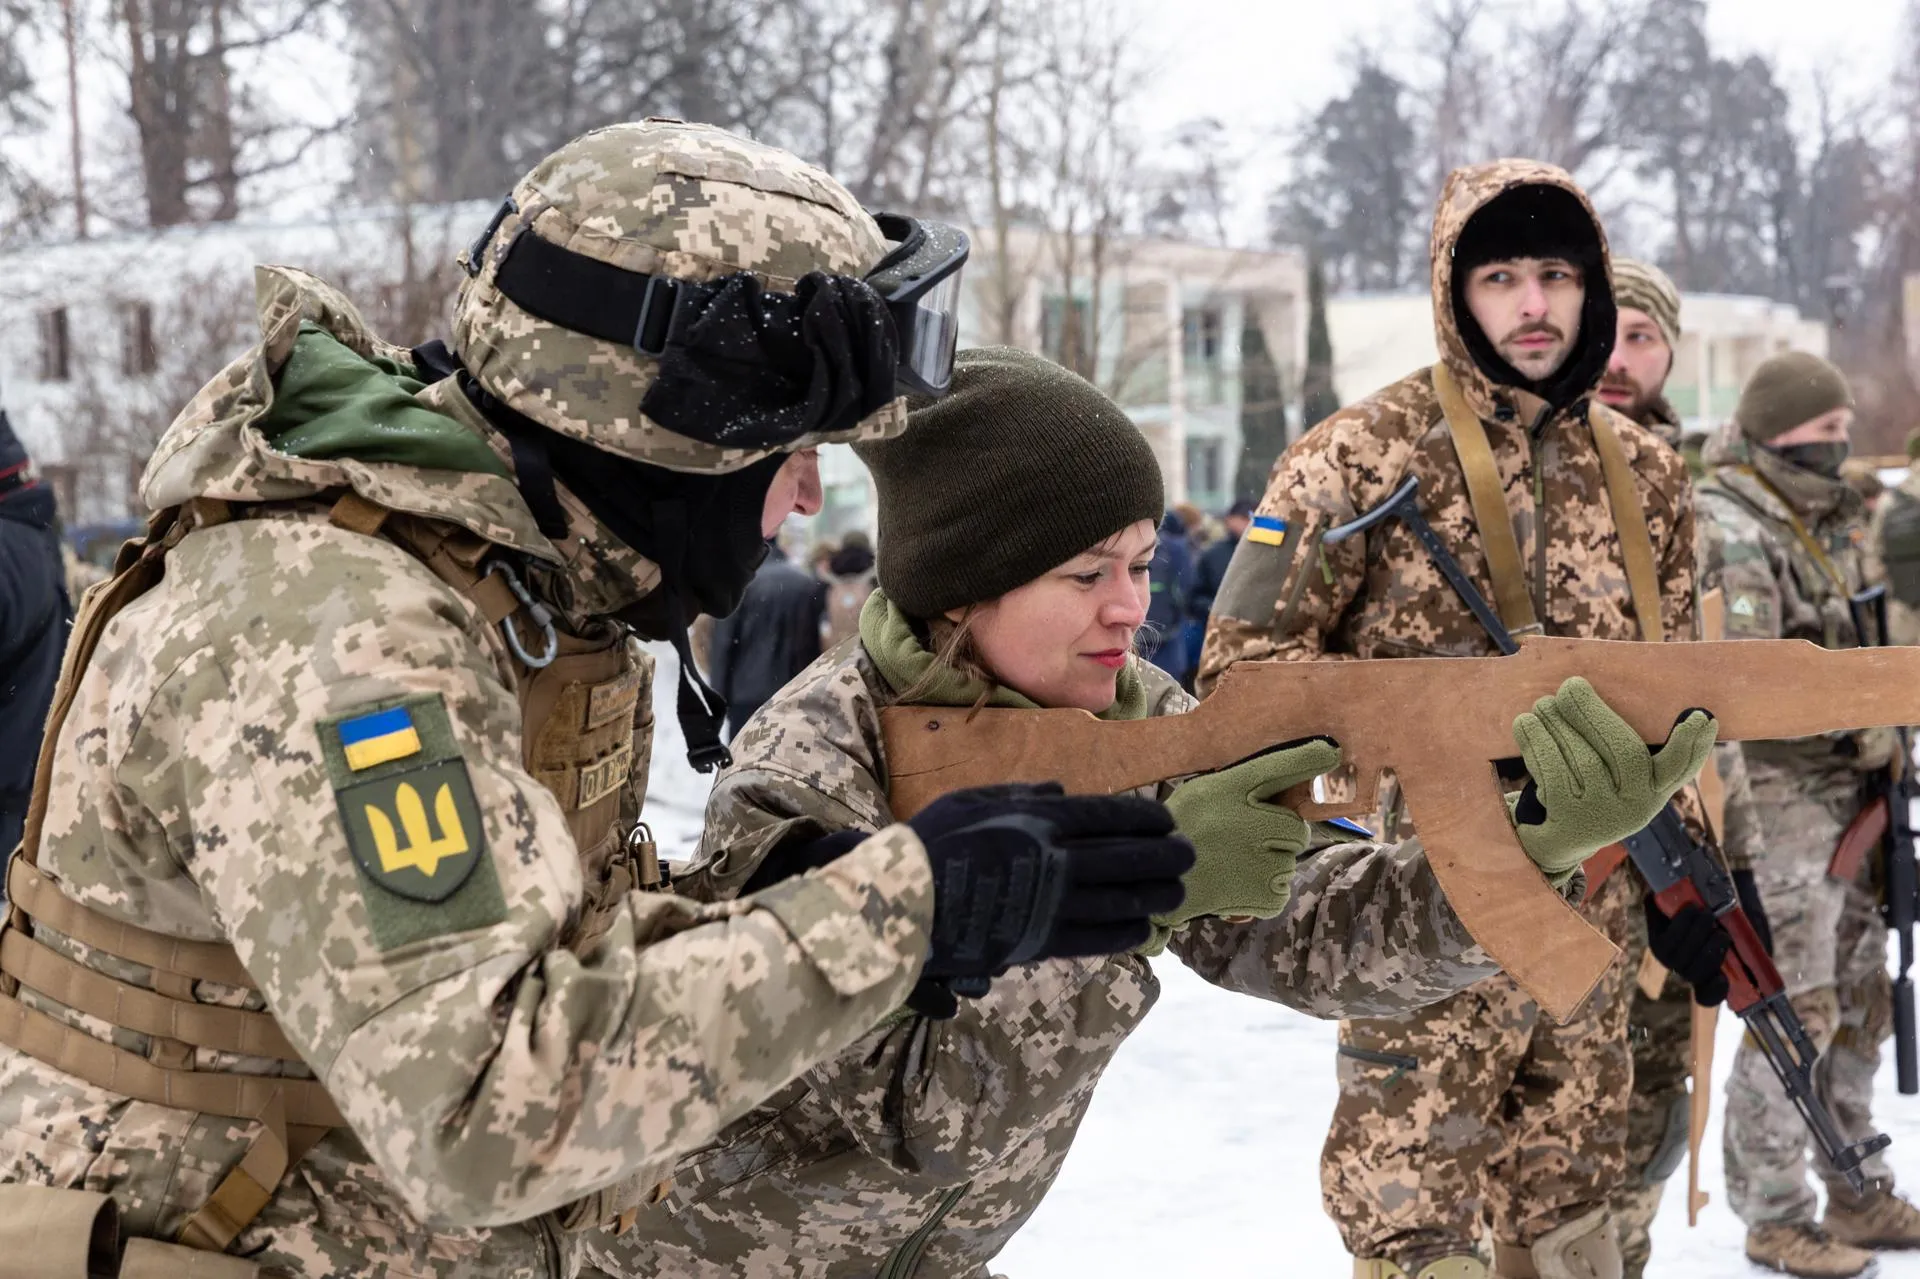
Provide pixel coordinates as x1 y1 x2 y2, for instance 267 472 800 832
1192 498 1253 623
1145 509 1196 685
0 407 71 856
708 541 828 738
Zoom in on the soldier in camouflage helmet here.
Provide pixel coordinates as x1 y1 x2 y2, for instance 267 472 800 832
0 121 1190 1277
579 345 1712 1279
1198 162 1736 1279
1700 352 1920 1276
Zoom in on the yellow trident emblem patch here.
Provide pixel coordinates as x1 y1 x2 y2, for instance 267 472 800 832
365 781 470 878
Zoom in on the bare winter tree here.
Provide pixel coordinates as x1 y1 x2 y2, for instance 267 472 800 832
115 0 342 228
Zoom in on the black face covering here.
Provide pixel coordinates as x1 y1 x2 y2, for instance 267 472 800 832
1770 441 1851 480
445 357 784 772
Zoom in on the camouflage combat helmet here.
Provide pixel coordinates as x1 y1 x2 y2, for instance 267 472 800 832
454 119 908 474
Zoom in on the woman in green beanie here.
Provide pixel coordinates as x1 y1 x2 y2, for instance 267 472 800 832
583 347 1714 1279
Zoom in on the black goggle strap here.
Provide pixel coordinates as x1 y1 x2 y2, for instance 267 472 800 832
650 497 732 774
455 372 571 540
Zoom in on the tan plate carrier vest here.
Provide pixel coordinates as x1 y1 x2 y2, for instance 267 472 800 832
0 490 664 1269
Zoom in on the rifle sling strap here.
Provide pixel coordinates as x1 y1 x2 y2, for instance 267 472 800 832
1431 365 1665 645
1433 363 1539 636
1589 407 1666 643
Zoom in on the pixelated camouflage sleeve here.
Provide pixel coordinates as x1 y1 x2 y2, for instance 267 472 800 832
1169 833 1500 1018
1196 419 1369 694
689 666 1158 1181
114 522 933 1227
1698 493 1785 641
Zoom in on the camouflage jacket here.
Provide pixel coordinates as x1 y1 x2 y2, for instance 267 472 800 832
0 268 934 1277
1867 465 1920 646
588 626 1505 1279
1698 425 1883 776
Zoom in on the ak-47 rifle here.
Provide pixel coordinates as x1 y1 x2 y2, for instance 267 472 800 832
1832 584 1920 1095
880 475 1899 1187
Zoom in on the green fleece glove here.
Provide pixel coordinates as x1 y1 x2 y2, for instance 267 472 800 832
1510 677 1718 884
1147 738 1344 953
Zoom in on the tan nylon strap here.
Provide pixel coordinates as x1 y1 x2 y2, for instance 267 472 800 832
326 490 389 538
175 1090 325 1254
1733 464 1850 595
0 1183 121 1278
1588 407 1666 643
7 860 255 990
122 1237 265 1279
0 931 299 1061
1432 364 1540 635
0 990 344 1128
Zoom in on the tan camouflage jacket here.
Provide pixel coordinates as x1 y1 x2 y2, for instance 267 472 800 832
0 269 934 1277
1698 425 1885 777
1867 465 1920 647
587 631 1505 1279
1197 161 1699 894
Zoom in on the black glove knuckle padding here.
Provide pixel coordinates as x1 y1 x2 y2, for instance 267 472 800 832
909 788 1189 989
1644 896 1733 1007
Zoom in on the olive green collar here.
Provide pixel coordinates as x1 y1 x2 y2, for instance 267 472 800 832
859 588 1152 720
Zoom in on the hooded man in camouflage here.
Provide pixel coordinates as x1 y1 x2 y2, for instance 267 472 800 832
1598 258 1772 1279
0 121 1193 1277
1700 351 1920 1276
1199 162 1731 1279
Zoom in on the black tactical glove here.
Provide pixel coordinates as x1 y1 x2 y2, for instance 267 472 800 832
1733 867 1775 957
1644 895 1732 1007
904 783 1193 1017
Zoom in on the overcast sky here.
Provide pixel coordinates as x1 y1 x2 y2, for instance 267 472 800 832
1135 0 1910 243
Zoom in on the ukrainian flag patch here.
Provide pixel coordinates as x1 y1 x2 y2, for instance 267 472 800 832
338 706 422 771
1245 514 1288 546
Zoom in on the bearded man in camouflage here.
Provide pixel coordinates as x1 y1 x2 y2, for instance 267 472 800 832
1701 352 1920 1277
0 121 1192 1277
1598 257 1773 1279
1199 163 1730 1279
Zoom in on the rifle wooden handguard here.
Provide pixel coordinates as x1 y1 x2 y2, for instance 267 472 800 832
1830 795 1890 884
881 636 1920 1023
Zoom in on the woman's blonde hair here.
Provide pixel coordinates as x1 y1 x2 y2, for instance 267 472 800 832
891 608 995 710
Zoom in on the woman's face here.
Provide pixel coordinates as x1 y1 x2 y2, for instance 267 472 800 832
959 519 1157 713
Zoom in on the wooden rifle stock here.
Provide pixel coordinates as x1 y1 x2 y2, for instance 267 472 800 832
1830 796 1890 884
881 636 1920 1023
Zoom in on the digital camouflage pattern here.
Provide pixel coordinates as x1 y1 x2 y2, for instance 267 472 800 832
0 257 937 1273
1612 393 1767 1278
1721 761 1893 1226
1866 466 1920 646
1199 159 1702 1272
1696 425 1896 1227
583 630 1513 1279
1324 872 1637 1271
454 119 908 476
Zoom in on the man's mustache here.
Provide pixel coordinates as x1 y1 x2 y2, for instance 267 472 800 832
1503 322 1564 345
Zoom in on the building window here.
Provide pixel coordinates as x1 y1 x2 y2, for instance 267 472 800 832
1041 295 1091 371
1183 306 1225 405
38 307 71 382
1186 436 1223 501
121 302 158 376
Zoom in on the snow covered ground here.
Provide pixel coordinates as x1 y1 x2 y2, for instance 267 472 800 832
641 642 1920 1278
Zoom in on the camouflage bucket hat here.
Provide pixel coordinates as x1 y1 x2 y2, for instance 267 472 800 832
454 119 908 474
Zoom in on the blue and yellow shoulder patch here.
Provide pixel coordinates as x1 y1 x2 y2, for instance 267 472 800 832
317 693 505 950
1244 514 1288 546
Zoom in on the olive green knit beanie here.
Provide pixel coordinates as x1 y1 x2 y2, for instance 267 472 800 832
1736 351 1855 442
855 346 1165 619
